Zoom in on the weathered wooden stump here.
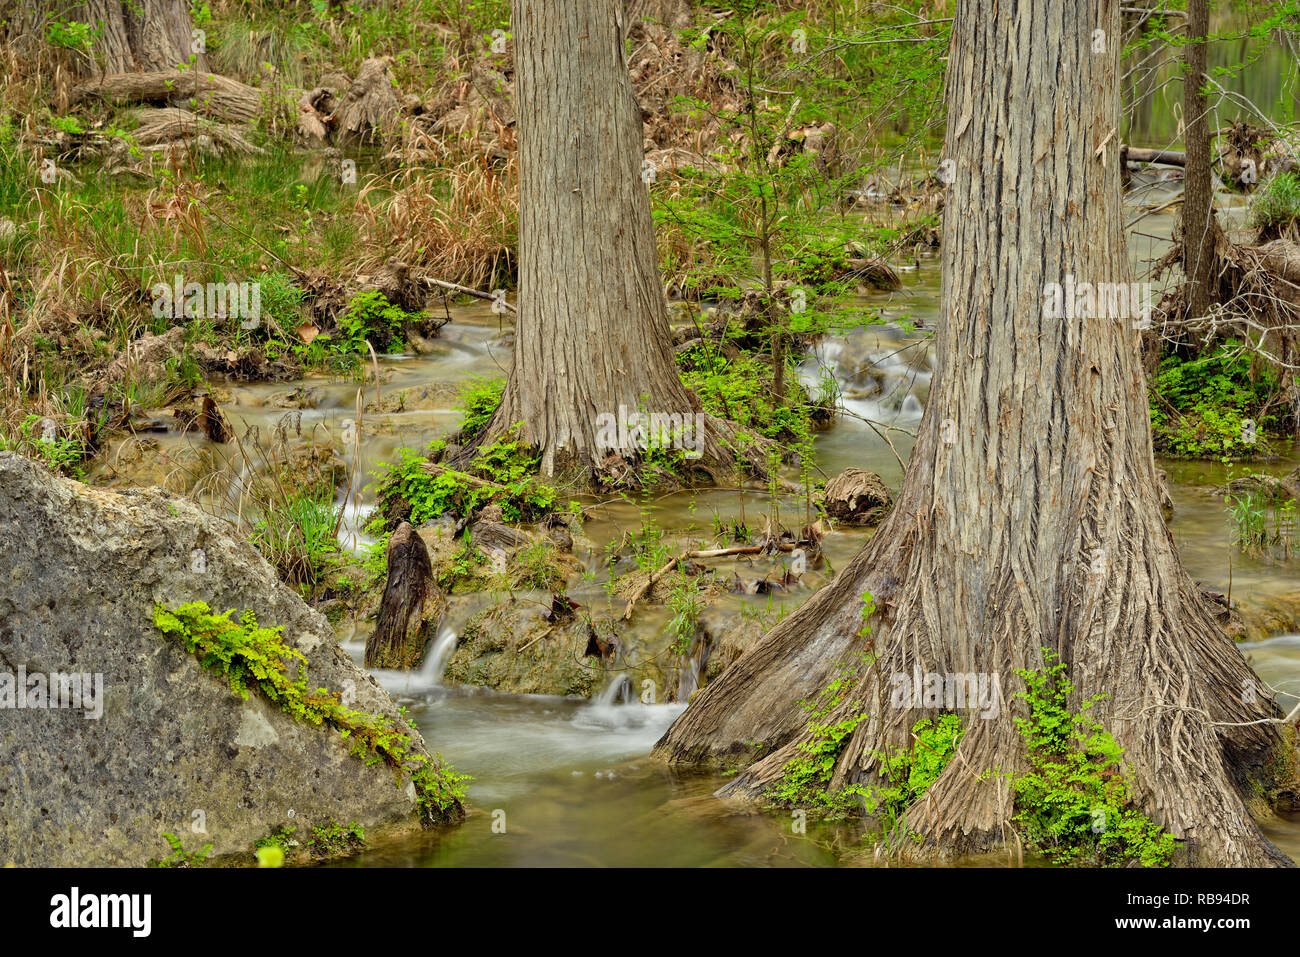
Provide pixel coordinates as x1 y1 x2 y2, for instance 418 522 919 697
366 521 440 670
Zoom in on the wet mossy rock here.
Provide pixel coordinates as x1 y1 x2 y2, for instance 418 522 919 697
1235 590 1300 642
0 452 462 867
818 468 892 526
444 599 601 697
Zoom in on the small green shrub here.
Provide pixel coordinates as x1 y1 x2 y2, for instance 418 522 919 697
150 832 213 868
666 574 705 655
1149 340 1281 458
0 415 86 476
455 377 506 440
867 714 964 842
305 820 365 857
766 660 871 819
371 430 555 529
1011 650 1177 867
338 289 425 354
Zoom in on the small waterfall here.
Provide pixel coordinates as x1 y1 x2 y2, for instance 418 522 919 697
594 674 634 706
676 657 700 702
419 628 459 686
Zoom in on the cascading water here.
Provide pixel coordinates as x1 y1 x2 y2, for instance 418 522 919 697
368 627 458 699
593 674 634 706
574 674 674 732
421 628 459 686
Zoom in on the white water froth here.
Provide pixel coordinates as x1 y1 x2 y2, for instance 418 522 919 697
573 675 685 735
369 628 458 697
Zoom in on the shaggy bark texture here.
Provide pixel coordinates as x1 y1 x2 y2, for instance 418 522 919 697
367 522 439 670
462 0 744 483
655 0 1292 867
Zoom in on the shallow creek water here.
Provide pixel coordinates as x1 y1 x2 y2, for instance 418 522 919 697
89 175 1300 866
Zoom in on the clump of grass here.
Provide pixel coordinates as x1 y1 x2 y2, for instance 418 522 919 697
359 157 518 292
184 416 348 593
1251 170 1300 233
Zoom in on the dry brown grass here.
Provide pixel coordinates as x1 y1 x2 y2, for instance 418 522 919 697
357 152 517 291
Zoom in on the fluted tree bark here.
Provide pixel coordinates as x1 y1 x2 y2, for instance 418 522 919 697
12 1 204 76
655 0 1291 867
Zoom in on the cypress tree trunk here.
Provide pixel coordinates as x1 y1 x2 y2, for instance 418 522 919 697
367 522 438 670
461 0 741 482
15 1 206 76
655 0 1290 867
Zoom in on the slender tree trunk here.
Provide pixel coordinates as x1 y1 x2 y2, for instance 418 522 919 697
463 0 741 481
656 0 1290 867
1182 0 1214 320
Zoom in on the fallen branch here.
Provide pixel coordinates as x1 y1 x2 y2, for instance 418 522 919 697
623 553 685 620
71 71 264 124
1122 146 1187 167
416 274 516 312
621 540 816 619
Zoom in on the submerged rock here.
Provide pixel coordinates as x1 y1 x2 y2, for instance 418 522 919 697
443 597 601 697
0 452 461 867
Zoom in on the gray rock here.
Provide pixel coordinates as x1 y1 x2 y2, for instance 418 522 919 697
0 452 460 866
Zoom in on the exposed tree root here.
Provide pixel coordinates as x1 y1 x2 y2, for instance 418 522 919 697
72 70 263 123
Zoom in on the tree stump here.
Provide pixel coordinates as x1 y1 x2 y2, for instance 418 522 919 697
818 468 892 526
366 522 439 670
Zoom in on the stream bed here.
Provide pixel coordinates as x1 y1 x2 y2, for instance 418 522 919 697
86 172 1300 867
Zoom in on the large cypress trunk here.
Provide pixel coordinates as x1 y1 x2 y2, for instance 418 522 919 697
463 0 738 481
655 0 1291 867
18 1 204 76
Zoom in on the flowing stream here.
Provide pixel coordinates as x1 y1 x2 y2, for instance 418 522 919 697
84 80 1300 865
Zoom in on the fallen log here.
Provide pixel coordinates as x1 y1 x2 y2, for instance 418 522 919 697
71 71 264 124
132 107 263 155
1122 146 1187 167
